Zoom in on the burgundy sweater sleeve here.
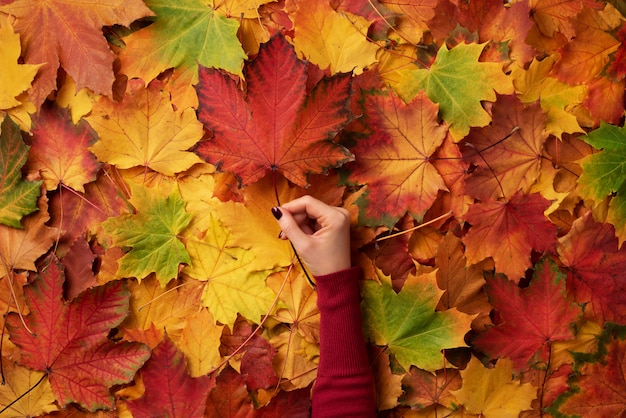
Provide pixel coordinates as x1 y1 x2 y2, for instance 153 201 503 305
311 267 377 418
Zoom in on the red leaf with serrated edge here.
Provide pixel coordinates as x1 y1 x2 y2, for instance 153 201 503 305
557 211 626 324
6 255 150 411
462 191 557 281
256 387 311 418
558 338 626 417
27 104 100 193
220 316 278 391
126 334 214 418
347 90 448 227
195 33 354 188
473 258 581 372
205 366 255 418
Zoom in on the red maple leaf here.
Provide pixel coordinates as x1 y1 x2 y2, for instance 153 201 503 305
473 258 581 372
462 191 558 281
125 334 215 418
256 387 311 418
205 366 256 417
220 316 278 391
6 256 150 411
557 211 626 324
195 33 354 188
558 337 626 417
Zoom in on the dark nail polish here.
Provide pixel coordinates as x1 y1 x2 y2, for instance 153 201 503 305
271 207 282 220
278 231 284 239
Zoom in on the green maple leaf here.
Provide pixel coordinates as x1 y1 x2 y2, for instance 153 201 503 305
361 270 473 372
119 0 246 82
0 116 42 228
578 122 626 242
394 42 513 140
102 183 192 285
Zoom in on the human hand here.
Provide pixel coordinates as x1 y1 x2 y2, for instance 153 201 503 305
272 195 352 277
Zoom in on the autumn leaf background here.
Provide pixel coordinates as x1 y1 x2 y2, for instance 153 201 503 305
1 0 626 416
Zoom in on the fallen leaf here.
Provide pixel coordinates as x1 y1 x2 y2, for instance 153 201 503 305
6 255 150 411
195 34 354 187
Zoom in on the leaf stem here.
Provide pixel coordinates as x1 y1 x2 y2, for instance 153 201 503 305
0 371 47 414
375 211 453 242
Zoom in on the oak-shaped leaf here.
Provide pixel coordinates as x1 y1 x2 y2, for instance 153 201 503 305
125 333 215 418
5 256 150 411
347 89 448 227
473 258 581 372
462 191 558 281
195 33 354 188
361 271 473 372
0 116 42 228
101 183 192 285
0 0 153 107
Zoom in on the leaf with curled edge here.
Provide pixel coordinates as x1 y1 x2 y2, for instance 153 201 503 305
5 255 150 411
195 33 354 188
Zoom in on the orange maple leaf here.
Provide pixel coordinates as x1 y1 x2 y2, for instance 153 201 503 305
347 90 448 227
0 0 153 106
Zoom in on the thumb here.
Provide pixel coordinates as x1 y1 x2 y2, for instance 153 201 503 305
272 206 310 250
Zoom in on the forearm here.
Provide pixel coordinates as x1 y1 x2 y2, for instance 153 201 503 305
312 267 376 418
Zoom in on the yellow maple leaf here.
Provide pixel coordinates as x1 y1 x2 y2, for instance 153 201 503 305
0 359 58 416
178 308 224 377
512 56 586 138
55 76 94 124
118 275 204 342
450 357 536 418
266 268 320 344
290 0 379 74
270 327 319 391
87 78 203 176
0 15 41 130
183 213 277 327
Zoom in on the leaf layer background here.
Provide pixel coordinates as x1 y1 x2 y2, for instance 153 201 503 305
1 0 626 416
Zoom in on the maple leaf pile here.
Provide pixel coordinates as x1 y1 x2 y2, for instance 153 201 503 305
3 0 626 416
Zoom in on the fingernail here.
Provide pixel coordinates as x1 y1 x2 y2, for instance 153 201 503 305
278 231 284 239
271 207 282 220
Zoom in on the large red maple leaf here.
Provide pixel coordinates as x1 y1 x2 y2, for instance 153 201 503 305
6 256 150 411
557 211 626 324
473 258 581 372
195 33 354 188
125 334 214 417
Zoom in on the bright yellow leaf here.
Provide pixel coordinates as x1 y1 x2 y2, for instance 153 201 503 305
270 327 319 390
512 56 587 138
290 0 379 74
87 78 203 176
0 359 58 417
450 357 536 418
0 15 41 110
55 76 95 124
178 308 224 377
183 213 278 327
